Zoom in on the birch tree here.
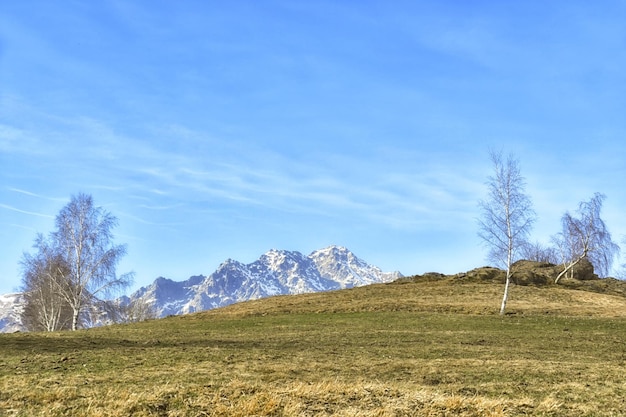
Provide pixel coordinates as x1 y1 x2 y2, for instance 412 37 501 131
553 193 619 283
478 151 535 314
52 193 133 330
20 235 73 332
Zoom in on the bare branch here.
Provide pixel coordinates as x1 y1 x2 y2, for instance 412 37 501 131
20 193 133 331
553 193 620 283
478 150 536 314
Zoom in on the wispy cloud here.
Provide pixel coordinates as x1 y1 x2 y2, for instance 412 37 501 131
0 124 25 152
5 223 39 233
6 187 67 202
0 203 54 219
138 203 184 211
2 97 486 236
6 188 40 198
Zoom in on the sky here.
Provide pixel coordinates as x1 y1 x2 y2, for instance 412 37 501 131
1 1 625 294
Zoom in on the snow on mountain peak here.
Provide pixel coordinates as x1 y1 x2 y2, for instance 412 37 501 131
308 246 392 288
140 246 401 317
0 293 25 333
260 249 307 271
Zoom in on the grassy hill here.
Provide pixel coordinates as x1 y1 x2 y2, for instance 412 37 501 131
2 270 626 416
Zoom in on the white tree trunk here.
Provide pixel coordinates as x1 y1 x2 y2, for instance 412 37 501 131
71 308 80 331
500 274 511 315
555 255 584 284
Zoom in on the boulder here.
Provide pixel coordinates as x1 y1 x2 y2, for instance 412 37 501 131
511 258 598 285
569 258 598 281
511 260 560 285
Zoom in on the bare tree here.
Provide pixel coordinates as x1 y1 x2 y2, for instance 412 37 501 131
51 193 133 330
20 235 73 331
553 193 619 283
112 297 158 324
478 151 536 314
521 241 559 264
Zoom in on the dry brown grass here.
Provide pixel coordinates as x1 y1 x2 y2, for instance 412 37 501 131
1 377 513 417
210 277 626 318
2 278 626 416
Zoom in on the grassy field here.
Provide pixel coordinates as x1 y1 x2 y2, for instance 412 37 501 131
2 276 626 416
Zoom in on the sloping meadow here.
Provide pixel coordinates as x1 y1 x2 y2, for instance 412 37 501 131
2 276 626 416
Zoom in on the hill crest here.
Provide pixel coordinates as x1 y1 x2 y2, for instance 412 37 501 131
197 263 626 319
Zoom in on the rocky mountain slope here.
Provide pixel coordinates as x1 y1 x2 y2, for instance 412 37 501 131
127 246 402 317
0 293 24 333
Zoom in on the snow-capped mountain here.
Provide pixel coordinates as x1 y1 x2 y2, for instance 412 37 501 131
131 246 402 318
0 246 402 332
311 245 396 288
0 293 25 333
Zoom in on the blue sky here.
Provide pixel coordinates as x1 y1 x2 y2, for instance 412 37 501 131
1 1 625 294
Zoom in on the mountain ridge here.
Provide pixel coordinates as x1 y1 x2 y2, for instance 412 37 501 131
131 245 402 318
0 245 402 332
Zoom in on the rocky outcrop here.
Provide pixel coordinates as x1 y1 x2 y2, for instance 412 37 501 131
511 258 598 284
411 259 599 286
